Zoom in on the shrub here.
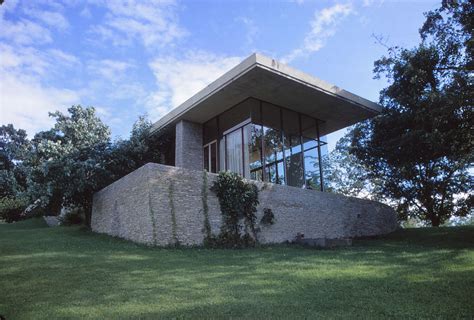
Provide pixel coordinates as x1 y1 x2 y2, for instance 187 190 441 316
59 208 84 226
260 208 275 225
0 197 29 223
210 171 259 248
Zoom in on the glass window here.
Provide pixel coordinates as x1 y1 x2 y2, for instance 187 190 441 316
283 109 304 187
301 115 317 151
226 128 243 175
261 103 284 184
243 123 263 180
210 142 217 173
203 145 210 172
219 99 253 133
203 117 218 145
219 138 225 171
304 147 321 190
285 136 304 187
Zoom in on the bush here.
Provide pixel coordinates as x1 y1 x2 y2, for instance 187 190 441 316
210 171 259 248
59 208 84 226
0 197 29 223
260 208 275 225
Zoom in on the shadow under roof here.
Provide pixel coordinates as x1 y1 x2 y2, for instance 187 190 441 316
150 53 381 137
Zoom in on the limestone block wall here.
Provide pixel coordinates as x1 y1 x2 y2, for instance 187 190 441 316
92 163 398 246
174 120 203 171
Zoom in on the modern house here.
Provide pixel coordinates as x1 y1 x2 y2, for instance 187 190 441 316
149 53 381 190
91 53 397 246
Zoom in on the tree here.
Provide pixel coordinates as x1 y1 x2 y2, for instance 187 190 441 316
351 0 473 226
26 106 112 224
0 124 30 198
325 128 384 200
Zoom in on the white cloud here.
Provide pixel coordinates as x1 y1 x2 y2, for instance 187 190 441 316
146 52 242 120
90 0 186 49
362 0 384 7
0 0 71 45
25 9 69 30
88 59 135 82
0 72 80 136
282 3 353 63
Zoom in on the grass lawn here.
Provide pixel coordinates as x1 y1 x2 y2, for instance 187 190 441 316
1 219 473 319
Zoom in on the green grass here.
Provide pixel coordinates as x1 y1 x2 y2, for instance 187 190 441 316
1 219 473 319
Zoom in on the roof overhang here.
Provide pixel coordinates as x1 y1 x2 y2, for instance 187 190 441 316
150 53 381 137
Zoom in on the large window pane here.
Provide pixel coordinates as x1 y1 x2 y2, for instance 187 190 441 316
283 109 304 187
285 138 304 187
226 128 243 175
219 99 253 133
301 114 317 151
262 103 284 184
304 147 321 190
203 145 210 172
243 123 263 180
203 117 218 145
210 142 217 173
219 138 225 171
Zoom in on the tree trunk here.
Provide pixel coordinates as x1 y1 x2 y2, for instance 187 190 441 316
84 203 92 228
430 215 441 227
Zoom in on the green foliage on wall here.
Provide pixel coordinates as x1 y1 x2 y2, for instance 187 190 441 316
208 171 259 248
260 208 275 226
201 171 212 239
147 188 158 246
168 181 179 246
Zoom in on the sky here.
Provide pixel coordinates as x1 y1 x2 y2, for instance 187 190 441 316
0 0 439 151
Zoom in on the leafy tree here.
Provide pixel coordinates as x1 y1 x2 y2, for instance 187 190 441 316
325 128 383 200
0 124 30 197
351 0 473 226
25 106 112 224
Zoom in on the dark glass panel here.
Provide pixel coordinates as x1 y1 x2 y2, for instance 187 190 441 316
301 114 317 150
262 102 280 130
203 145 210 172
283 109 304 187
219 99 253 133
210 142 217 173
203 117 218 145
219 138 225 171
282 109 300 137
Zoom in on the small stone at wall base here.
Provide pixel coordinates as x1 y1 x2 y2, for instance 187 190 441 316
43 216 60 227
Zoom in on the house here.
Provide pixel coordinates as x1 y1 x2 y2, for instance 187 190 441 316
91 53 397 246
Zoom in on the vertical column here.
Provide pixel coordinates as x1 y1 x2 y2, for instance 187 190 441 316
316 120 324 192
175 120 204 171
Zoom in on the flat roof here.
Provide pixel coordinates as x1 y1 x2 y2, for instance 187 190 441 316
150 53 381 136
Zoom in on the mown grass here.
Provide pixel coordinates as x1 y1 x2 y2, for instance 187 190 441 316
0 218 473 319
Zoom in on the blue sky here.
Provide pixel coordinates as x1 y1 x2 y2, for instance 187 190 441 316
0 0 438 150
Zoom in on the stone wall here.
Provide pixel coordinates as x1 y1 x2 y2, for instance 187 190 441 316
174 120 203 171
92 163 398 246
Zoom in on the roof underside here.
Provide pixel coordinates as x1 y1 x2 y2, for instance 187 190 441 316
150 53 381 137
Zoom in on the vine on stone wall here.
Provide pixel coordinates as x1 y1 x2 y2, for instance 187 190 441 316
209 171 259 248
147 187 158 246
168 181 179 246
201 171 212 239
260 208 275 225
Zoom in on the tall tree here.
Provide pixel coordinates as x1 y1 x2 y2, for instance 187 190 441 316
26 106 112 224
0 125 30 197
325 128 384 200
351 0 473 226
